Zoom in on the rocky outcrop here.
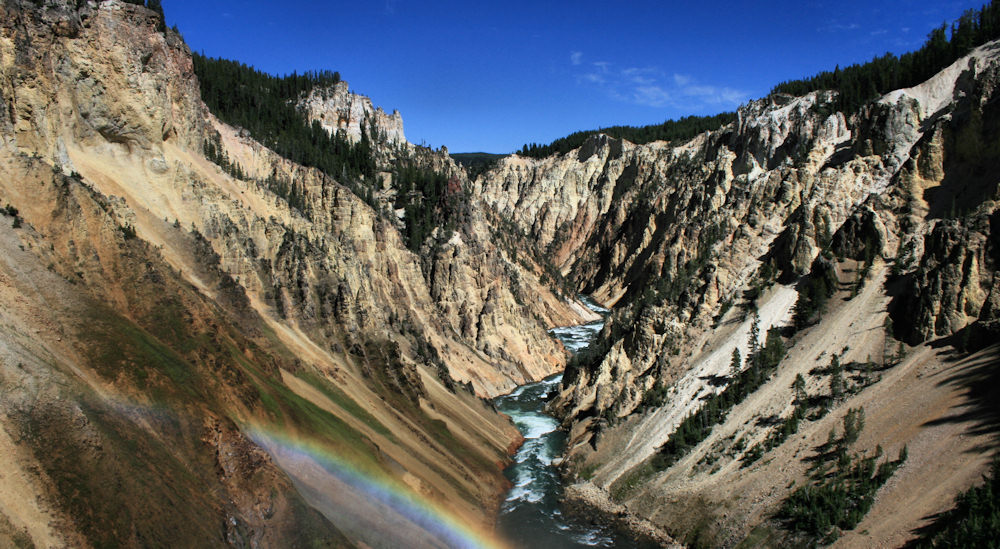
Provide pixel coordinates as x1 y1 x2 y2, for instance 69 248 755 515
299 81 406 145
884 54 1000 345
207 113 576 396
477 90 885 314
473 133 626 281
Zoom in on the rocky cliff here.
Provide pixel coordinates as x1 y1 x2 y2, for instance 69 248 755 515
3 0 997 546
299 81 406 146
476 40 1000 546
0 1 592 547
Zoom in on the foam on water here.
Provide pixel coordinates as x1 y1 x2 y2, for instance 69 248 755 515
549 321 604 353
511 413 559 439
520 438 554 465
573 529 615 547
578 295 611 315
505 383 529 399
496 297 640 548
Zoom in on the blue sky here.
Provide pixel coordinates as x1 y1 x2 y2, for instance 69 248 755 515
165 0 984 153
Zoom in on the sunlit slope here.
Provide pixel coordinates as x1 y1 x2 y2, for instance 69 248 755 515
0 1 582 546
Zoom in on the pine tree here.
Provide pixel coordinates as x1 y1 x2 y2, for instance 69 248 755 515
830 355 844 400
762 327 786 370
843 407 865 445
146 0 166 32
749 310 761 356
793 373 807 406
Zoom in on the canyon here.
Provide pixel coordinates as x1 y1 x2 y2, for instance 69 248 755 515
0 0 997 548
476 38 1000 547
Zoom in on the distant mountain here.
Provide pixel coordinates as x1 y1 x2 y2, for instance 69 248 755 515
450 152 508 178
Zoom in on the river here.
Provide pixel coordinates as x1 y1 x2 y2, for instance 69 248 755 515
494 297 644 548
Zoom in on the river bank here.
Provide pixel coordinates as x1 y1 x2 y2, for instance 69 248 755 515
493 297 674 548
561 482 679 548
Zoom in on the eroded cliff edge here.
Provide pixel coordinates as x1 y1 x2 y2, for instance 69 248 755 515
476 40 1000 546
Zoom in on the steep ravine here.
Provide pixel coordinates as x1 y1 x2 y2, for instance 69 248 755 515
494 298 631 548
476 39 1000 547
495 295 681 548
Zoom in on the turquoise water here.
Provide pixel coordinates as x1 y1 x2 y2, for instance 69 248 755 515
494 298 644 548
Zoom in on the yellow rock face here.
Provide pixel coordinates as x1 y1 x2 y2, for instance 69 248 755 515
0 1 597 546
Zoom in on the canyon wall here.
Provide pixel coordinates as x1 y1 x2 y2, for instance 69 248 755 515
0 1 591 546
476 40 1000 545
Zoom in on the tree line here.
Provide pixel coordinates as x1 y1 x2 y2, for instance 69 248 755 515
650 318 786 472
772 1 1000 113
392 162 468 251
520 1 1000 162
911 457 1000 547
194 52 470 252
517 112 736 159
779 433 907 543
192 53 376 188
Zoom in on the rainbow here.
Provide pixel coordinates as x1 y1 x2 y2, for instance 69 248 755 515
245 425 510 549
85 385 509 548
